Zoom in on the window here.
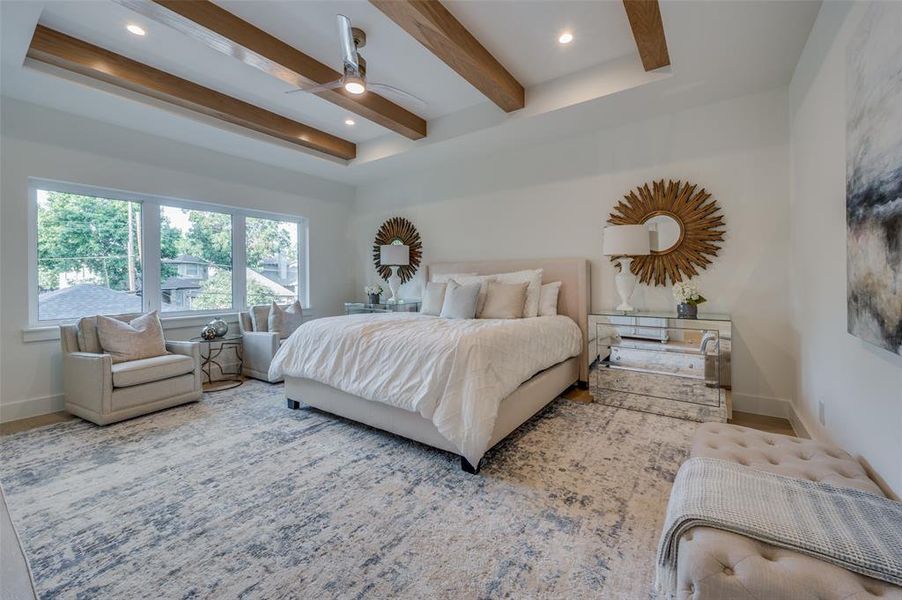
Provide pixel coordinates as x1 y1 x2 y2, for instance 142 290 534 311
160 206 232 312
246 216 301 307
36 189 143 321
30 179 307 325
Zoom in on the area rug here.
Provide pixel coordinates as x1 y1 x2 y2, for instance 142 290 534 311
0 381 697 599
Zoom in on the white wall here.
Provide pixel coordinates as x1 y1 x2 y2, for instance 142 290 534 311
788 2 902 495
0 99 356 421
351 88 796 416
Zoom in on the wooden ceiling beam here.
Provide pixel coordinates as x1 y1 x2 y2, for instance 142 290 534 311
115 0 427 140
26 25 356 160
370 0 524 113
622 0 671 71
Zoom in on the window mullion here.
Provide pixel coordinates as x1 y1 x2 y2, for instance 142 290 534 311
233 214 246 311
143 200 161 313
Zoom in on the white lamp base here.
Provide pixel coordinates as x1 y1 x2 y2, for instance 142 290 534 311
614 257 638 312
386 267 401 303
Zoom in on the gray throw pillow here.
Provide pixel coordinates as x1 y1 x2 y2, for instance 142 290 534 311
420 282 447 316
250 304 270 332
76 316 102 353
96 311 166 364
480 281 528 319
267 300 304 339
439 279 480 319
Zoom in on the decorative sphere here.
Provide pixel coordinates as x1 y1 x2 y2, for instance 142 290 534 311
209 318 228 337
200 325 217 341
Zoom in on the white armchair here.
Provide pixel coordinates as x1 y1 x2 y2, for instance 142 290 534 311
60 314 203 425
238 306 284 383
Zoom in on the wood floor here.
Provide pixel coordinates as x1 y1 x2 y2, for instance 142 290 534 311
2 390 796 438
561 386 796 436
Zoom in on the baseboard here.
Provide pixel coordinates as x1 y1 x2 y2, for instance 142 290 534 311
730 393 792 419
0 394 65 424
787 405 811 439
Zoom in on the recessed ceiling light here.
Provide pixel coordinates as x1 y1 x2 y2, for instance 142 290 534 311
126 24 146 36
558 32 573 45
344 118 356 126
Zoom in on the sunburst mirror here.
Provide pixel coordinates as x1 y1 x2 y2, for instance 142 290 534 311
608 180 725 286
372 217 422 284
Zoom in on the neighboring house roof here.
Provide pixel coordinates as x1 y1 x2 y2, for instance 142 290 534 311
162 254 209 265
247 268 294 296
37 284 149 321
161 277 203 291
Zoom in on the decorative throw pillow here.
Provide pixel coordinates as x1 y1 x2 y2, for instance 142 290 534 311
420 282 447 316
480 281 528 319
96 312 166 364
539 281 562 317
250 304 270 332
436 274 496 317
76 316 103 354
268 300 304 339
493 269 543 318
439 279 481 319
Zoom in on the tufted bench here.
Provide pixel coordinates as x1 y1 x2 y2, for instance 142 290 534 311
671 423 902 599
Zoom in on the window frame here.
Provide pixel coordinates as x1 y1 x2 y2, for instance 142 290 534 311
28 178 307 327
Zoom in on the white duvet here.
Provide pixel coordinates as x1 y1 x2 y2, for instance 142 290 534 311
269 312 582 465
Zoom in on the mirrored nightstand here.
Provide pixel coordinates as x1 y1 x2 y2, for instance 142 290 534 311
589 310 732 422
344 300 421 315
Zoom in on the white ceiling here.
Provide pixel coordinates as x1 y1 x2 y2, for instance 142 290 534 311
0 0 821 185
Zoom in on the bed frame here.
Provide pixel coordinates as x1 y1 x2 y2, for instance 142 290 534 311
285 258 590 473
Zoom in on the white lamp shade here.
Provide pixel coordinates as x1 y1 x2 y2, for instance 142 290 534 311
380 244 410 266
602 225 651 256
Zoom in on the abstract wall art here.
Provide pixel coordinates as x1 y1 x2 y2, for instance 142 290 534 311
846 2 902 355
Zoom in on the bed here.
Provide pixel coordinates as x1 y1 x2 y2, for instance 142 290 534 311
270 258 590 473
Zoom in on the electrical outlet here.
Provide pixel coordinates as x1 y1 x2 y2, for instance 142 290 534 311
818 399 826 426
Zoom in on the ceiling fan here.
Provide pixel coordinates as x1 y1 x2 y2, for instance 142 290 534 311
286 15 426 109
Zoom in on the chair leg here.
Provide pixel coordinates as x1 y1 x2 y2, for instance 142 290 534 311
461 457 480 474
287 399 301 410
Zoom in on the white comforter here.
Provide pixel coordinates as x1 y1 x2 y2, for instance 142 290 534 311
269 313 582 465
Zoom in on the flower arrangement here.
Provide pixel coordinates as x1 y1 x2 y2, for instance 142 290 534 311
364 284 383 296
672 282 706 306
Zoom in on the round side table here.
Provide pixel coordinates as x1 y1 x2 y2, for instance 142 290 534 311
190 335 244 392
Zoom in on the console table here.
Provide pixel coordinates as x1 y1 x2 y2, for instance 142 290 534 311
589 310 732 422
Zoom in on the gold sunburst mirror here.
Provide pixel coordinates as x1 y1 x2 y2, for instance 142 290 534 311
372 217 422 284
608 180 725 286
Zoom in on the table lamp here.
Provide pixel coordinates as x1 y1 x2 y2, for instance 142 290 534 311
603 225 650 311
380 244 409 303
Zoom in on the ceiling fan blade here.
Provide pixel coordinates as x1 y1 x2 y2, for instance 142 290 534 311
337 14 358 72
368 82 427 109
285 79 343 95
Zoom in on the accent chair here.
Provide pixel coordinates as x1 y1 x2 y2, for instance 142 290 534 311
60 313 202 425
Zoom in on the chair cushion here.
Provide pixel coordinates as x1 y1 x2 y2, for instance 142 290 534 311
111 354 195 388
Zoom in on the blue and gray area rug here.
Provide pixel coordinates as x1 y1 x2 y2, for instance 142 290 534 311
0 381 696 599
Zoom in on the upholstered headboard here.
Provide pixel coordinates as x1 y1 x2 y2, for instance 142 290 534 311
425 258 591 383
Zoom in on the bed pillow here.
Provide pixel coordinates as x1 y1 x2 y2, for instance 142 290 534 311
268 300 304 339
493 269 543 317
435 274 496 316
96 311 166 364
539 281 562 316
480 281 528 319
431 272 477 283
439 279 480 319
420 282 447 316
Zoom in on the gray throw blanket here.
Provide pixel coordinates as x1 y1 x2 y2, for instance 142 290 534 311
656 457 902 596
